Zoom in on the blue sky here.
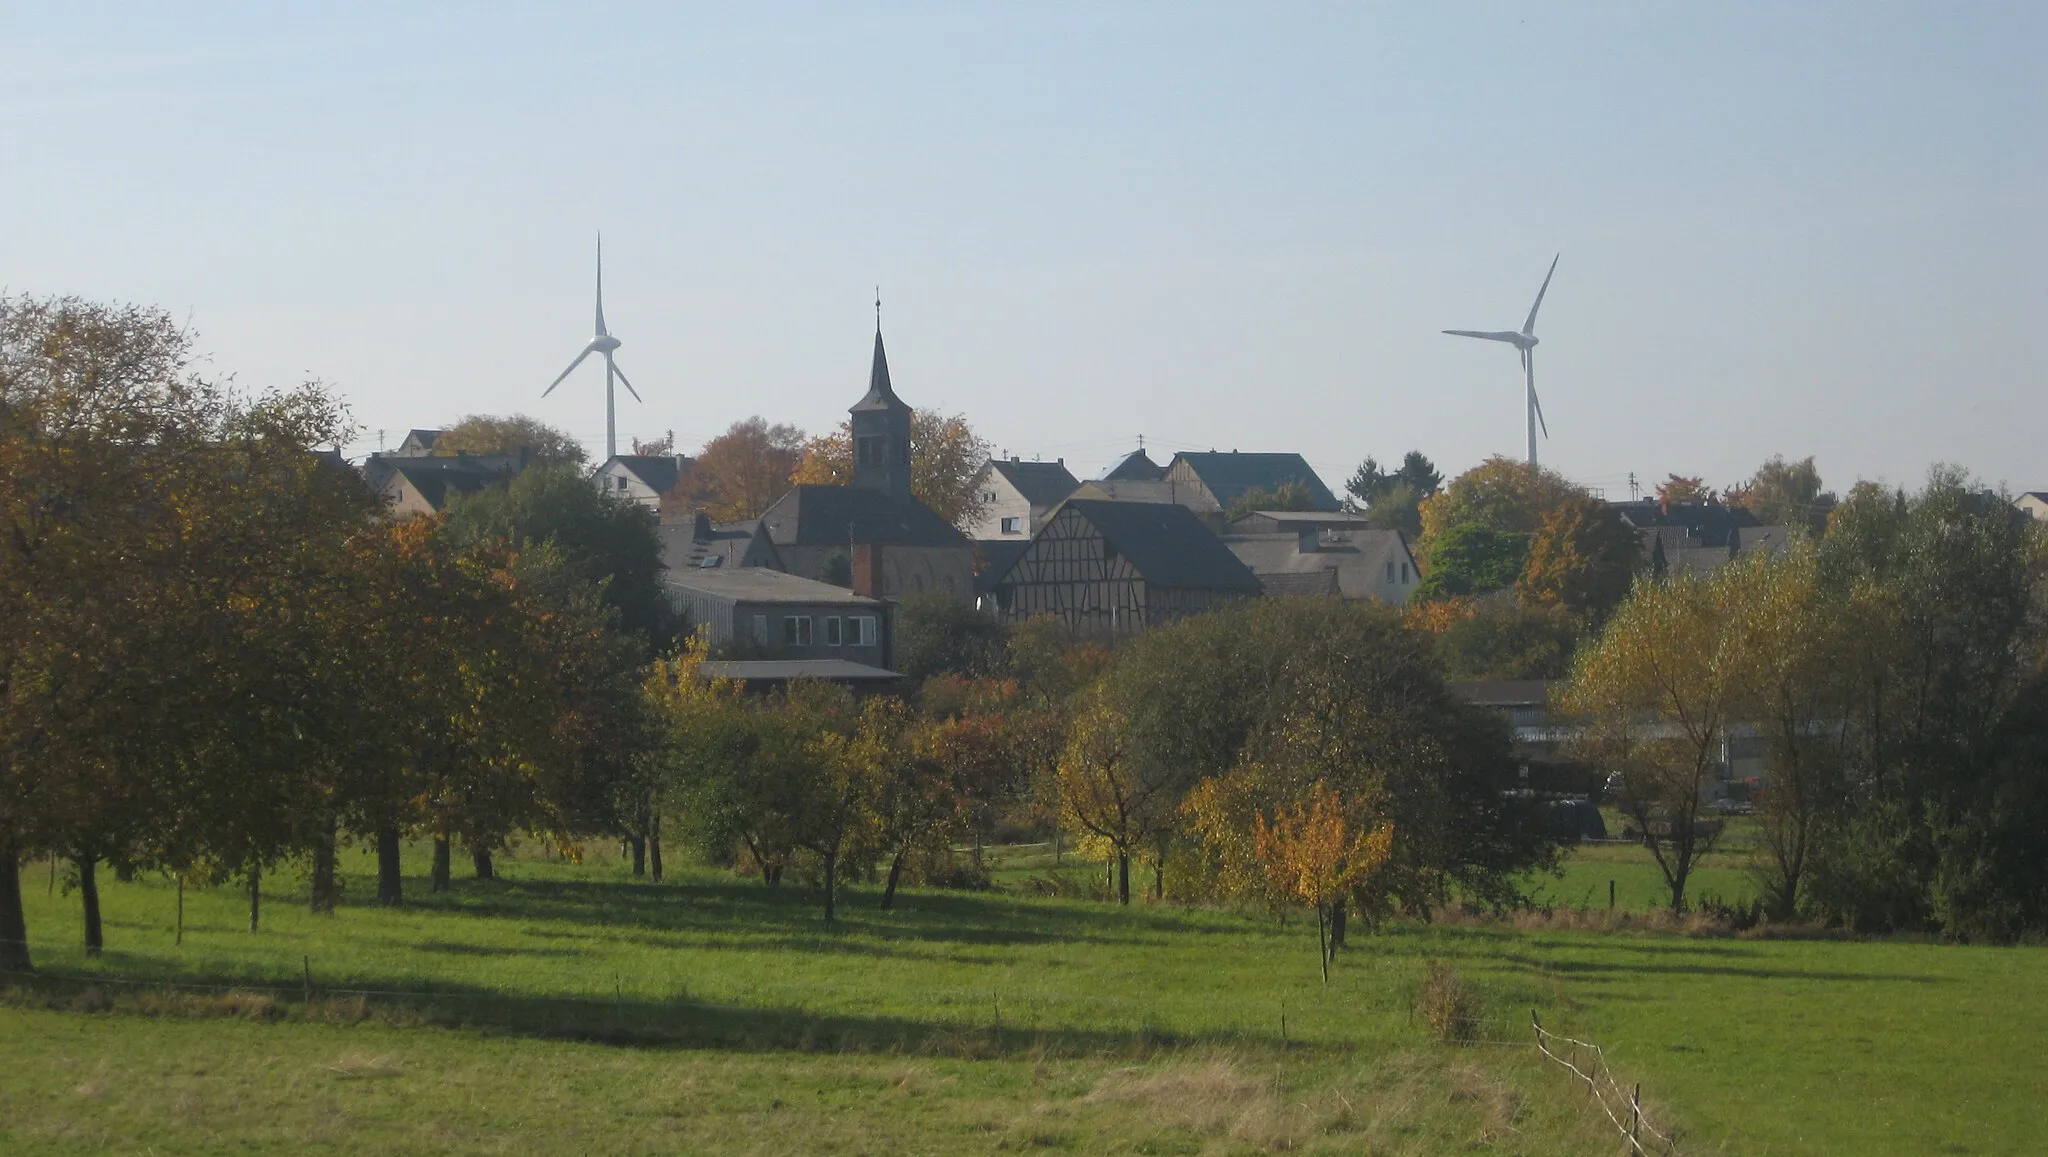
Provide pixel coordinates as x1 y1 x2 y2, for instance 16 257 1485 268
5 3 2043 497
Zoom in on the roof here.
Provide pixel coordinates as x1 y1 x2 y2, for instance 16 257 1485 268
401 429 445 452
1100 448 1164 481
657 517 775 573
1068 479 1191 505
1258 570 1341 597
1057 499 1262 591
850 328 908 414
1167 452 1341 512
988 458 1081 507
1609 499 1761 547
700 659 903 683
973 539 1031 594
1225 510 1376 532
759 484 971 549
385 458 512 511
605 454 688 495
664 568 884 605
1221 530 1412 597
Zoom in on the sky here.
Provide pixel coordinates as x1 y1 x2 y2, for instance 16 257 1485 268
5 3 2044 498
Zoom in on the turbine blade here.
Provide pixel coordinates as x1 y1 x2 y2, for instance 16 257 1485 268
1527 352 1549 438
611 357 643 403
594 231 608 336
1442 329 1522 343
1522 253 1559 336
542 346 594 397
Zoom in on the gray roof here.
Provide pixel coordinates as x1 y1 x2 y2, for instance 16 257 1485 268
1100 448 1164 481
1168 452 1341 512
1225 510 1377 533
663 568 885 606
1057 499 1262 591
988 459 1081 507
1068 479 1192 505
657 517 776 573
850 328 908 414
759 484 970 549
385 457 517 511
1222 529 1412 598
607 454 689 495
972 539 1032 594
701 659 903 683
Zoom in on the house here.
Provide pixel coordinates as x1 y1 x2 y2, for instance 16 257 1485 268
1159 452 1342 516
982 498 1262 638
664 568 892 668
656 512 781 575
756 323 975 599
961 457 1081 540
392 428 446 457
595 453 693 510
1099 447 1165 481
375 454 525 518
1221 525 1420 604
2015 493 2048 521
1224 510 1376 537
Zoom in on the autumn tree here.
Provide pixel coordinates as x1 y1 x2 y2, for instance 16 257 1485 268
1731 455 1833 529
1653 474 1714 508
683 417 806 521
790 409 992 524
436 413 586 466
1252 782 1394 982
1415 456 1582 568
1410 597 1582 681
1516 496 1641 623
1056 689 1181 904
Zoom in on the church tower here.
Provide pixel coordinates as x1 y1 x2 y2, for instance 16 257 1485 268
849 315 914 504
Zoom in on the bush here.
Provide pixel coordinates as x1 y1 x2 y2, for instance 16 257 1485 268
1416 960 1484 1043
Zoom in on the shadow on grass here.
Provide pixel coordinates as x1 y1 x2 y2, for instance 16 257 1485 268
0 965 1296 1062
1499 953 1949 985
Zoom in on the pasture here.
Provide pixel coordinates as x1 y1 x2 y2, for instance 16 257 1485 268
2 838 2041 1154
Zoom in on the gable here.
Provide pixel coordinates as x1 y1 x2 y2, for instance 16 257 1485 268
1165 452 1341 512
1061 499 1261 591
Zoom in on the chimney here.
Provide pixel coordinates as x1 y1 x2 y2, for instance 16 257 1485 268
851 543 882 598
1297 528 1319 554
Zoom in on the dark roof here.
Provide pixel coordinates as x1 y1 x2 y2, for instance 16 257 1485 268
1226 510 1376 531
401 429 445 452
388 459 502 511
973 539 1031 594
1100 448 1164 481
700 659 904 683
850 328 908 414
1168 452 1341 511
989 459 1081 507
664 569 884 605
1259 570 1341 597
759 485 971 549
1609 500 1761 547
656 517 777 573
608 454 688 495
1058 499 1262 591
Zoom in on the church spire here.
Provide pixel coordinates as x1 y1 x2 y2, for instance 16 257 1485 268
850 293 913 502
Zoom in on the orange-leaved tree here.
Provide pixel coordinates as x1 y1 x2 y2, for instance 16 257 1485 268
790 409 991 524
679 416 806 521
1253 780 1394 983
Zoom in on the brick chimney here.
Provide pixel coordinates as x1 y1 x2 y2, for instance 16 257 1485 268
851 543 882 598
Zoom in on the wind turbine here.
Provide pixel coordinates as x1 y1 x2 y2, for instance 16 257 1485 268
542 233 641 462
1444 254 1559 467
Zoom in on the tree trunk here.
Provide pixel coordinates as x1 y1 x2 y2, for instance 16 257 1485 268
822 852 838 923
1117 853 1130 906
77 855 103 957
310 816 339 915
629 834 646 878
376 826 403 907
1153 852 1164 901
648 814 664 882
0 848 30 973
882 850 905 909
431 835 451 892
1330 899 1347 949
1316 907 1330 984
471 845 494 880
248 862 261 933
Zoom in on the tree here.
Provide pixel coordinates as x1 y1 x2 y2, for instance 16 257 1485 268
1413 524 1528 601
1732 455 1832 529
1412 597 1583 681
1225 481 1317 521
894 593 1011 681
436 413 586 466
1346 451 1440 509
1057 689 1179 904
632 431 675 457
795 688 885 923
790 410 992 524
683 417 806 521
1516 496 1642 624
1415 456 1582 568
1252 781 1393 982
1654 474 1714 508
1560 569 1740 914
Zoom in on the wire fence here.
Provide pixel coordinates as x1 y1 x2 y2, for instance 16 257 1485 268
1531 1010 1678 1155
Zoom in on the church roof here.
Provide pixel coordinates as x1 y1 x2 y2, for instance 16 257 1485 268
758 484 970 549
850 327 909 413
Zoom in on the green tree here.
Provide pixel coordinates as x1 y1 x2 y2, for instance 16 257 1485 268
1413 524 1528 601
1732 455 1833 529
436 413 586 466
894 592 1010 681
1415 456 1582 568
1225 480 1317 521
1516 496 1642 623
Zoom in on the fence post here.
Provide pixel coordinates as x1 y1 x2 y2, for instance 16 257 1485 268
302 956 312 1004
1631 1083 1641 1144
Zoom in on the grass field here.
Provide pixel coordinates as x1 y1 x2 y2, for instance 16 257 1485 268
4 836 2042 1155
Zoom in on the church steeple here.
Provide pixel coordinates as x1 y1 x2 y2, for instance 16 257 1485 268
850 300 914 503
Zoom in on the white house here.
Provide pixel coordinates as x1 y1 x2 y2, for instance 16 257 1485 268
594 454 691 510
960 457 1081 540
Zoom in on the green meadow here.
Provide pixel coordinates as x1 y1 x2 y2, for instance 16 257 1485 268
3 838 2041 1155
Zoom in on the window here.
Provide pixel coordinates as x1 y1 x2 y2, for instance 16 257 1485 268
1001 516 1022 535
1385 560 1396 583
751 614 768 643
783 615 812 646
615 475 628 491
1401 561 1411 583
857 437 883 466
824 616 843 646
849 615 877 647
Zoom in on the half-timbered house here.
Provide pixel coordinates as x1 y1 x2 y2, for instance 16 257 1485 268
982 499 1261 638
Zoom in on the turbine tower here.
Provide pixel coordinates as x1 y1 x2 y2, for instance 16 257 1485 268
542 233 641 462
1443 254 1559 467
